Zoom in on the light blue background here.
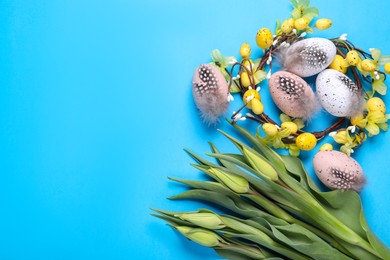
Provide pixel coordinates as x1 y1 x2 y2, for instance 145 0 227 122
0 0 389 259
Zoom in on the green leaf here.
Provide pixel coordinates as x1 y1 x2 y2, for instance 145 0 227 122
168 177 234 195
366 122 380 136
217 236 279 259
366 90 374 98
340 145 352 157
305 26 314 34
207 152 262 180
254 70 267 83
302 6 319 20
378 123 388 131
360 209 390 259
220 215 275 240
291 7 302 19
288 146 300 157
170 189 280 222
378 55 390 66
151 209 198 227
270 224 352 260
280 113 291 123
223 232 310 260
372 79 387 95
280 155 321 192
217 129 247 153
242 193 294 225
336 239 383 260
290 0 299 8
214 246 266 260
299 0 310 7
272 137 285 149
208 143 276 194
371 48 382 61
293 118 305 130
230 83 241 93
229 121 287 171
184 149 220 168
275 19 282 35
211 49 225 66
224 56 237 65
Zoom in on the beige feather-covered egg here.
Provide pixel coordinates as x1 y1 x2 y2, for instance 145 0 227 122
313 150 366 191
269 71 318 119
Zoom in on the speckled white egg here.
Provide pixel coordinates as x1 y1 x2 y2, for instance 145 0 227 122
313 150 366 191
269 71 318 118
282 38 336 77
316 69 363 117
192 64 229 125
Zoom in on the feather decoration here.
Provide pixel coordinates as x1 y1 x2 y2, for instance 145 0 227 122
192 64 229 126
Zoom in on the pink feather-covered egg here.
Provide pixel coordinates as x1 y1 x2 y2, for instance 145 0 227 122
268 71 318 118
313 150 366 191
192 64 229 125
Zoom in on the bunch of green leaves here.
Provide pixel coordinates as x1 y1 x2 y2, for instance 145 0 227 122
290 0 318 21
153 122 390 259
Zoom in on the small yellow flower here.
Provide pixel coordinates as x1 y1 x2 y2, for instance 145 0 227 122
350 113 367 128
331 130 350 144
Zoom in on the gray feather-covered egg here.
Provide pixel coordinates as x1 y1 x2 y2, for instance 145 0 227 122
316 69 363 117
269 71 318 118
282 38 336 77
313 150 366 192
192 64 229 125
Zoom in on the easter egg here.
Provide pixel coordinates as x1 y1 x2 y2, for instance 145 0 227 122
282 38 336 77
316 69 363 117
192 64 229 125
313 150 366 191
268 71 318 118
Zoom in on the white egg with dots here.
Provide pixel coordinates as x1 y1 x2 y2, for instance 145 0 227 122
316 69 363 117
